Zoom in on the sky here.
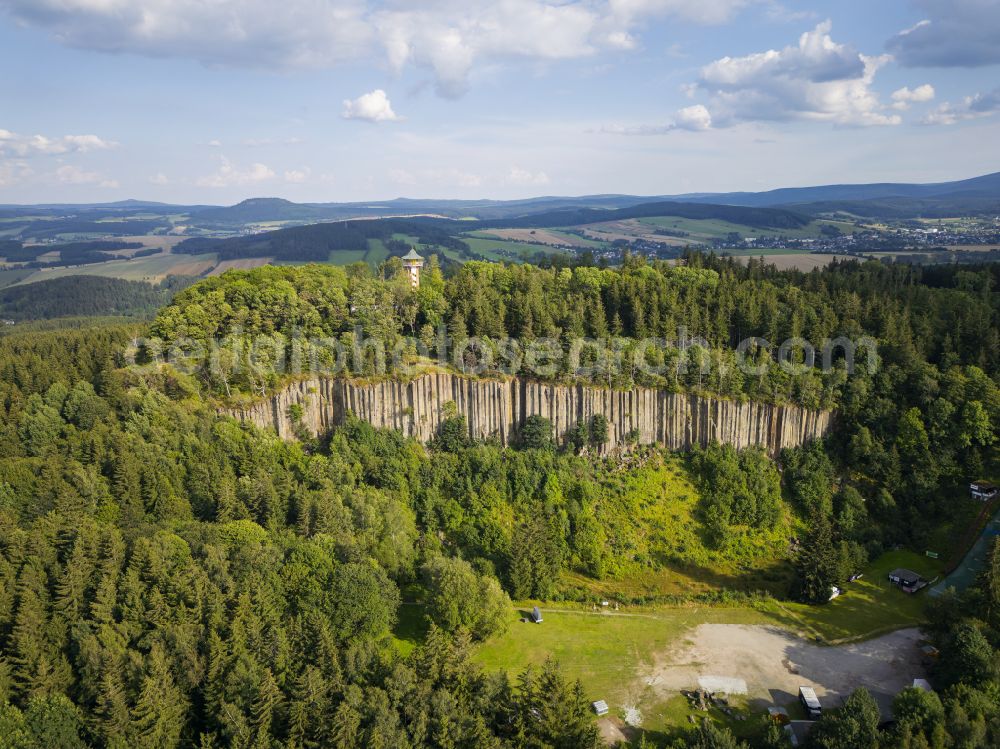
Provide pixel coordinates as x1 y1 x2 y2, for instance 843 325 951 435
0 0 998 205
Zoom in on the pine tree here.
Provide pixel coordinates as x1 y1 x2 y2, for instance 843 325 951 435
330 686 362 749
250 668 282 749
796 510 840 603
130 643 188 749
92 669 131 749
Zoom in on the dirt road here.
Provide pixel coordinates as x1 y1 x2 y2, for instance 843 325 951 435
641 624 925 717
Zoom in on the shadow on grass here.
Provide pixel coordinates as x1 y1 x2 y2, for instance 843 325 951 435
392 603 430 655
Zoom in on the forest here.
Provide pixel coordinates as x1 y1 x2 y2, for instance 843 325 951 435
0 277 189 322
172 219 472 264
0 252 997 747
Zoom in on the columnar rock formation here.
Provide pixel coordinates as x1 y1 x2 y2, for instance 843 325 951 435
228 373 831 455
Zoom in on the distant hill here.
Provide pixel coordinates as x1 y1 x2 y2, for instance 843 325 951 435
3 170 998 226
778 195 1000 219
0 276 188 321
188 195 665 226
484 200 812 230
193 198 336 225
674 171 1000 212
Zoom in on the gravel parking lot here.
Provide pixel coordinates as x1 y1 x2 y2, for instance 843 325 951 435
642 624 926 717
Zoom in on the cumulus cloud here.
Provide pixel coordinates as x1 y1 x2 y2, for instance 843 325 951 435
891 84 935 110
921 86 1000 125
505 166 550 186
608 22 900 134
342 89 400 122
283 167 312 183
691 21 900 127
196 158 276 188
56 165 118 187
0 0 753 97
887 0 1000 68
375 1 606 97
0 129 116 157
602 104 712 135
675 104 713 130
148 173 169 185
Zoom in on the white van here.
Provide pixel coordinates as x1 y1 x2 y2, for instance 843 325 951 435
798 686 822 719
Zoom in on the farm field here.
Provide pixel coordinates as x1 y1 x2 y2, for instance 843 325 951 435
635 216 859 240
469 228 607 249
12 252 219 285
576 216 861 247
0 268 34 289
462 235 562 259
724 253 860 271
208 257 274 275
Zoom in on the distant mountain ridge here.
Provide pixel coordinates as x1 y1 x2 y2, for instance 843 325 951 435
674 171 1000 208
3 171 998 221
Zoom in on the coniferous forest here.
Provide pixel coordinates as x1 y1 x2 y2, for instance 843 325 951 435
0 253 998 748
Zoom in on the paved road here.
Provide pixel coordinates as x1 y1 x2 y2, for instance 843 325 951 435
930 507 1000 596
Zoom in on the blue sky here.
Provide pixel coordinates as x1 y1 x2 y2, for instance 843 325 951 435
0 0 998 204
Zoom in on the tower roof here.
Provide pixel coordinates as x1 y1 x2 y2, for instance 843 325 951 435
402 248 424 262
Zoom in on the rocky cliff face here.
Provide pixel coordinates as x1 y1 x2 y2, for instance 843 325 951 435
228 374 831 455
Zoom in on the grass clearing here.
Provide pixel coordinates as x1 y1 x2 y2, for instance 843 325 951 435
365 238 391 266
473 548 939 735
761 550 942 643
475 604 770 726
391 604 432 658
327 249 369 265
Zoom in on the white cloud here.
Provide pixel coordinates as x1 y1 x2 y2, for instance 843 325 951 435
602 103 714 135
149 173 169 185
891 84 935 110
342 89 400 122
675 104 713 131
0 0 753 97
196 158 276 188
608 0 750 25
55 165 118 187
283 167 311 183
505 166 550 186
691 21 900 127
887 0 1000 68
0 160 32 187
375 1 608 97
0 129 116 157
921 86 1000 125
